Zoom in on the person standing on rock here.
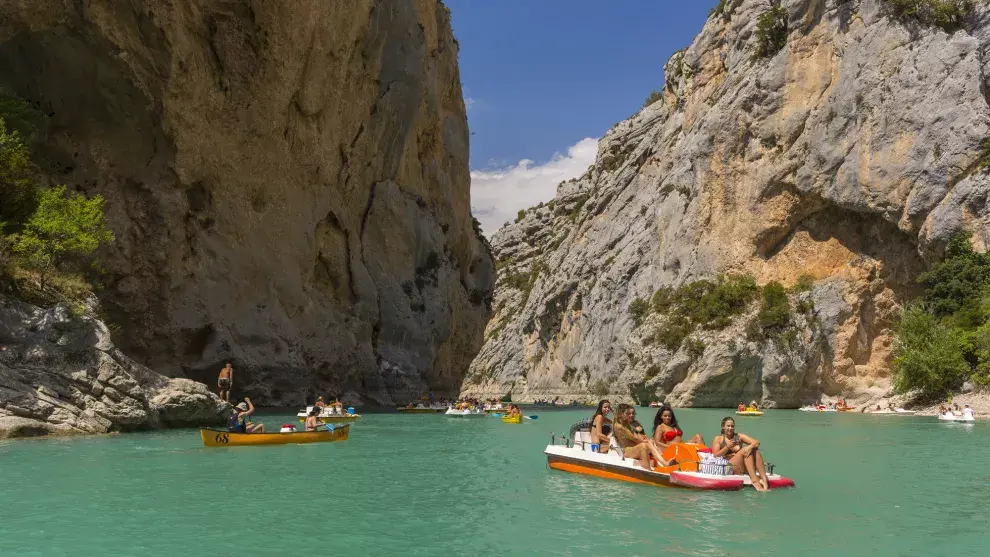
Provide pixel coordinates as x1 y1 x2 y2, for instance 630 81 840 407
218 362 233 402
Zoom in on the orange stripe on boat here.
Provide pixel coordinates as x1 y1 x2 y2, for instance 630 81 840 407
548 461 674 486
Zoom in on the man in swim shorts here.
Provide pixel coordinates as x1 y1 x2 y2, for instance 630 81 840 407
218 362 233 402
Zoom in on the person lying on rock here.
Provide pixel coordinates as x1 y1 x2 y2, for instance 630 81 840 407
228 398 265 434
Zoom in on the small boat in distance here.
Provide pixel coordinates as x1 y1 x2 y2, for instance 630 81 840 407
397 403 448 413
938 409 975 423
200 424 350 447
735 408 764 416
867 408 917 415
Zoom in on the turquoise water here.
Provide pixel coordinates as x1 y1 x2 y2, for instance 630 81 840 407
1 409 987 556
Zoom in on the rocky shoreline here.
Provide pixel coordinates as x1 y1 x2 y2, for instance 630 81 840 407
0 297 229 439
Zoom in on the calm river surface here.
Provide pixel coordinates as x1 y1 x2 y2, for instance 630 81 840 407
2 408 987 556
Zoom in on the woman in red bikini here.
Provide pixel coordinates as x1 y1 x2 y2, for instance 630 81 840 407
652 404 705 448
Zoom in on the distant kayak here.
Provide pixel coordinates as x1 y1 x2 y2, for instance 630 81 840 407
200 424 350 447
735 410 764 416
501 414 523 424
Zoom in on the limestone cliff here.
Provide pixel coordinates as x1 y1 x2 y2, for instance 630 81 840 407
463 0 990 407
0 0 492 406
0 296 229 438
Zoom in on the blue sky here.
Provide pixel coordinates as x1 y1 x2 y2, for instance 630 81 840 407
445 0 719 233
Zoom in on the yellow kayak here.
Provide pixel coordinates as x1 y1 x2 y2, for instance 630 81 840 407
501 414 522 424
200 424 350 447
735 410 764 416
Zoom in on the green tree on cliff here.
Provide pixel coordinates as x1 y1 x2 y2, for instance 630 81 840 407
12 185 114 293
893 233 990 398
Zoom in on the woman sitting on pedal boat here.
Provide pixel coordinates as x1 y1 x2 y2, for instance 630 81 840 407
652 404 705 447
590 399 613 454
711 417 768 491
613 404 669 470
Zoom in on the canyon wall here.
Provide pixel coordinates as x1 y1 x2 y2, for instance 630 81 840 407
0 0 492 406
464 0 990 407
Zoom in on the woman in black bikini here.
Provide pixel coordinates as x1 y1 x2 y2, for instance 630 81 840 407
711 417 768 491
590 399 613 453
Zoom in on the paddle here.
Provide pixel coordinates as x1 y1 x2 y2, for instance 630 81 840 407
524 415 539 420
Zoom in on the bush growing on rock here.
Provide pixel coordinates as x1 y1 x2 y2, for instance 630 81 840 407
881 0 973 33
893 233 990 398
11 185 114 294
754 4 789 59
0 119 37 231
893 304 970 399
628 297 650 327
643 90 663 108
639 274 760 351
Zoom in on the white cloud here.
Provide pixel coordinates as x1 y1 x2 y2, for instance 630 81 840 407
470 137 599 236
464 97 476 109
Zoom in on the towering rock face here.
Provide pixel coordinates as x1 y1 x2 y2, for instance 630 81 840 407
0 0 492 406
464 0 990 407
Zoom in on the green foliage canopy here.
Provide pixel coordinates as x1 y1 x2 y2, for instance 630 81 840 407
0 118 38 230
12 185 114 292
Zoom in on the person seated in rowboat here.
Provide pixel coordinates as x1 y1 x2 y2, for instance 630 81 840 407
228 398 266 433
304 406 321 431
737 401 746 412
613 404 669 470
590 400 613 454
652 404 705 448
711 417 767 492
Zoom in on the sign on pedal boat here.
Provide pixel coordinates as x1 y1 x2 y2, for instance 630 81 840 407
200 423 350 447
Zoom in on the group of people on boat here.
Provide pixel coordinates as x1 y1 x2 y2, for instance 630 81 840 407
589 399 772 491
939 403 975 418
503 404 522 417
736 401 760 412
314 396 346 414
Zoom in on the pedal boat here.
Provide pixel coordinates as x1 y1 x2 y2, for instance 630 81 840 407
545 427 794 491
296 406 361 424
938 411 975 423
200 423 350 447
444 406 486 417
501 414 523 424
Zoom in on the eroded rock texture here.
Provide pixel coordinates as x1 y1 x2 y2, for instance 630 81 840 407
0 0 493 406
464 0 990 407
0 297 229 438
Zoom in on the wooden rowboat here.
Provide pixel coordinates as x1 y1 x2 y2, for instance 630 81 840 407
200 424 350 447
